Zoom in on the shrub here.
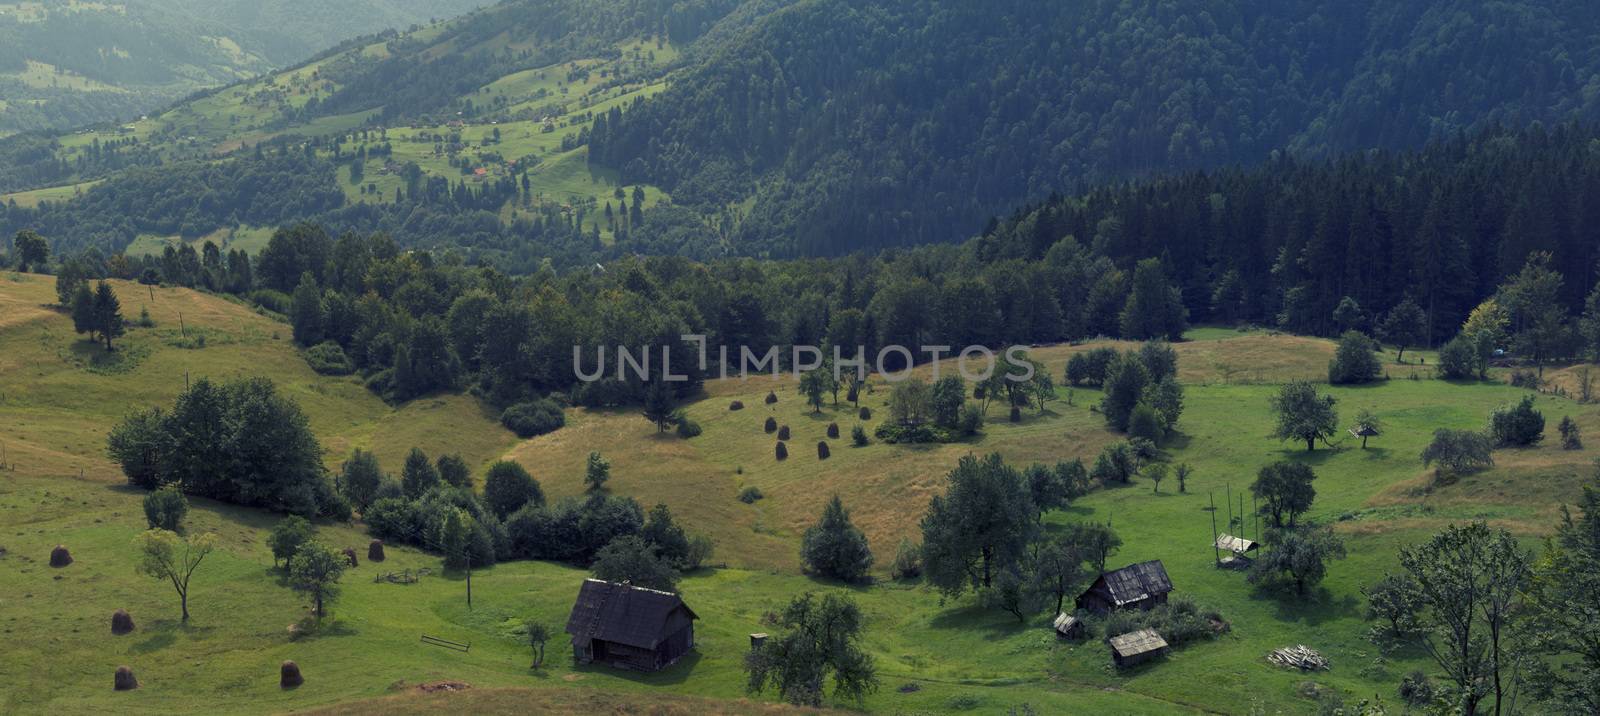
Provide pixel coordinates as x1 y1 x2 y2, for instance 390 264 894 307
729 400 744 411
143 485 189 532
765 390 778 405
1398 671 1435 707
1508 369 1541 389
1421 428 1494 479
764 416 777 433
738 486 764 504
851 425 868 446
268 516 314 569
1559 415 1582 449
827 422 840 439
958 404 984 436
484 461 544 519
500 399 565 438
1437 336 1479 379
1102 596 1223 647
1127 403 1165 443
859 406 872 420
1488 395 1544 446
49 545 72 567
891 538 922 580
817 441 831 460
777 425 790 441
1065 347 1118 386
676 417 702 438
303 342 354 375
1328 331 1382 384
775 441 788 460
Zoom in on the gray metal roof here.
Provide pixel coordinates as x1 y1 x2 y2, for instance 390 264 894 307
1095 560 1173 606
1110 628 1169 657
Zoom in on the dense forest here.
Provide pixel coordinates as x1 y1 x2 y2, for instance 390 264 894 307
591 0 1600 255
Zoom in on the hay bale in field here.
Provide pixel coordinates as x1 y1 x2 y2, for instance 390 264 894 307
111 609 135 635
49 545 72 567
113 666 138 691
342 547 359 568
729 400 744 411
817 442 830 460
368 539 385 562
859 407 872 420
280 660 304 688
764 417 777 433
777 425 790 441
827 422 839 439
765 391 778 405
775 442 788 461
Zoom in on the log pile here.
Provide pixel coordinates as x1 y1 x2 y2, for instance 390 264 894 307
1268 644 1329 671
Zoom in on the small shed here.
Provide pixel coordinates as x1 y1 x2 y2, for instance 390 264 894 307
1052 612 1085 640
1076 560 1173 614
1109 628 1169 667
564 579 698 672
1214 533 1259 555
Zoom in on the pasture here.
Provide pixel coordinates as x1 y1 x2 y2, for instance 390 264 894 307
0 276 1592 714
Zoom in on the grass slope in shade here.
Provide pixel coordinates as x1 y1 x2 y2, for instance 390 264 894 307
0 275 1593 713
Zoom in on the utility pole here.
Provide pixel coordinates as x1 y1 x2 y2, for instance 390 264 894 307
1208 492 1219 567
466 551 472 609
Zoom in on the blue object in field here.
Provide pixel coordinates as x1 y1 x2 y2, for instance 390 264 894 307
1493 349 1505 356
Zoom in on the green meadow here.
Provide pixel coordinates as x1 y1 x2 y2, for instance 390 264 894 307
0 275 1592 714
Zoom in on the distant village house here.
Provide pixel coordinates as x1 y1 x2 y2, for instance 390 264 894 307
564 579 698 672
1076 560 1173 614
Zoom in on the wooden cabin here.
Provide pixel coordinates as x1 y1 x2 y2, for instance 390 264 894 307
1109 628 1169 667
1076 560 1173 614
564 579 698 672
1052 612 1086 640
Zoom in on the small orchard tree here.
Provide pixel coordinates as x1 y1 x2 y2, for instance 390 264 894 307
1420 429 1494 480
1270 381 1338 451
745 592 878 707
267 515 314 569
920 453 1036 599
592 535 679 592
1488 395 1544 446
800 367 835 414
337 449 384 512
1362 573 1423 646
1252 461 1317 528
800 495 873 582
1146 462 1168 493
525 621 550 668
1378 296 1428 363
1031 537 1085 614
135 529 217 622
642 381 678 432
1328 331 1382 384
289 541 347 620
483 460 544 519
1248 525 1346 596
1060 521 1121 574
12 229 49 272
1352 409 1383 449
1332 296 1365 333
1559 415 1582 450
400 447 440 498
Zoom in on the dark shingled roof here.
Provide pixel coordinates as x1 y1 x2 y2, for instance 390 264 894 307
564 579 698 650
1097 560 1173 606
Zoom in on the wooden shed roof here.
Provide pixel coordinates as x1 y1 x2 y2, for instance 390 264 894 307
1109 628 1169 657
564 579 697 650
1215 534 1259 553
1349 425 1380 437
1092 560 1174 606
1053 612 1079 633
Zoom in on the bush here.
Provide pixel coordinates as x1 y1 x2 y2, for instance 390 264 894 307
1101 596 1223 647
1488 395 1544 446
1559 415 1582 449
891 538 922 580
676 417 702 438
729 400 744 411
958 404 984 436
142 485 188 532
738 486 764 504
764 416 777 433
1398 671 1435 707
268 516 314 569
1328 331 1382 384
303 342 354 375
1127 403 1164 443
851 425 868 446
817 441 831 460
777 425 790 441
1508 369 1541 389
1421 428 1494 479
249 289 292 314
483 460 544 519
1437 336 1479 379
873 421 960 444
859 406 872 420
1065 347 1118 386
775 441 788 460
500 399 565 438
827 422 839 439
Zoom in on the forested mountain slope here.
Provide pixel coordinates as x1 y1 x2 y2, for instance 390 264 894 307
593 0 1600 255
0 0 486 136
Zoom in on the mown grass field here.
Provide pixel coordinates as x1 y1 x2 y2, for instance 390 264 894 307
1 275 1594 714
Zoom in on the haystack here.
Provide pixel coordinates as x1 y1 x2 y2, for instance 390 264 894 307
49 544 72 567
817 441 830 460
765 390 778 404
111 609 135 635
280 660 304 688
827 422 839 439
368 539 385 562
729 400 744 411
764 417 777 433
113 666 138 691
775 441 788 460
777 425 790 441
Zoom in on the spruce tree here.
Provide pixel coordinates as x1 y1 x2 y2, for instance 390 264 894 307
800 495 874 582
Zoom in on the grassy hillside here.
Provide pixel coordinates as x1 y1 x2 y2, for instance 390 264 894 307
1 275 1594 714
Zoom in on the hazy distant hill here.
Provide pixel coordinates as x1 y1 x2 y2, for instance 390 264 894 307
0 0 485 135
